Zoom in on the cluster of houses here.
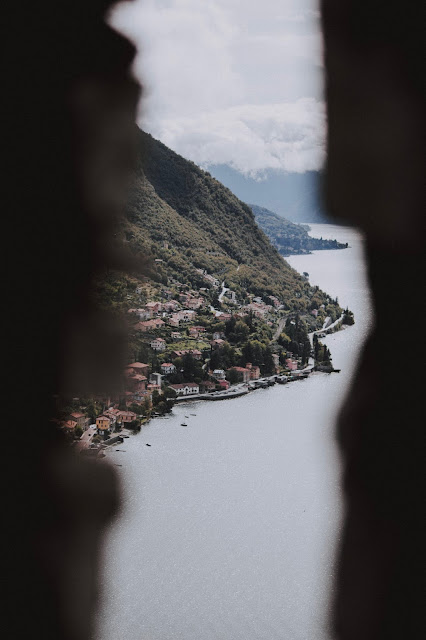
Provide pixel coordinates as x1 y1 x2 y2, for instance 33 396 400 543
62 280 312 439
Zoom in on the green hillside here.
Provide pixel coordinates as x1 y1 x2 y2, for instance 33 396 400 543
250 204 348 256
112 129 341 316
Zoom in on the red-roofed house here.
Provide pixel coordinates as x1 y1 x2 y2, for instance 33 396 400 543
228 366 251 383
69 412 88 429
63 419 77 431
127 362 149 377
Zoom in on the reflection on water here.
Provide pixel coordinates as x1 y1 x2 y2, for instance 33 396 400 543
98 224 373 640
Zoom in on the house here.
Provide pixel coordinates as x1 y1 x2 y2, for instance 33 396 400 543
63 419 77 432
311 309 318 317
147 383 162 394
178 309 197 322
168 383 200 396
218 379 230 390
69 412 88 429
212 369 226 380
168 315 181 327
116 411 137 425
212 331 225 341
245 363 261 380
171 349 202 360
161 362 176 375
150 338 166 351
186 297 204 310
189 325 205 338
96 415 112 434
285 358 298 371
200 380 216 393
136 319 165 332
228 366 251 383
171 331 182 340
211 338 225 348
146 301 162 314
126 373 147 393
126 362 149 377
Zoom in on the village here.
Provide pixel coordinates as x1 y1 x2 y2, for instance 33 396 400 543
62 271 345 453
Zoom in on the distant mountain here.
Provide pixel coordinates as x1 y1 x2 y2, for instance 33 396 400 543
207 165 331 223
250 204 347 256
99 129 341 319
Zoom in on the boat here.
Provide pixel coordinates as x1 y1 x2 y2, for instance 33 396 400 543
190 414 196 416
181 422 188 427
146 443 151 447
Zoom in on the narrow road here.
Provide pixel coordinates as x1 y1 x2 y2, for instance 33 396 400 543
272 316 288 341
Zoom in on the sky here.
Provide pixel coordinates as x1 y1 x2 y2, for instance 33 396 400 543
110 0 325 177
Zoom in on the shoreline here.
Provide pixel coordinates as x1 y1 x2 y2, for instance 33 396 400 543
81 315 350 456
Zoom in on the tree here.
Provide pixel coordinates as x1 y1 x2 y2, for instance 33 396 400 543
226 368 239 384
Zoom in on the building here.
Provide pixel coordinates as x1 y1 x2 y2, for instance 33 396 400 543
212 369 226 380
171 349 202 360
212 331 225 341
186 297 204 310
200 381 216 393
69 412 88 430
116 411 137 425
126 362 149 377
211 338 225 348
171 331 182 340
96 415 112 435
160 363 176 375
150 338 166 351
136 318 165 332
178 309 197 322
63 419 77 432
218 379 230 390
228 366 251 383
245 363 261 380
149 372 163 385
285 358 298 371
168 383 200 396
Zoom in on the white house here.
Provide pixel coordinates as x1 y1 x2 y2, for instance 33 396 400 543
150 337 166 351
212 369 226 380
168 383 200 396
160 362 176 375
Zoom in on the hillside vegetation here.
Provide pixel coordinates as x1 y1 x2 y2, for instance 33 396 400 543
110 129 341 316
250 204 348 256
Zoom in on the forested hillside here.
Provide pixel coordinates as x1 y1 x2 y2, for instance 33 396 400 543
107 129 340 316
250 204 347 256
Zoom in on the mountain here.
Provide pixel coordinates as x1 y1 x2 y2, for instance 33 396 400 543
207 165 331 223
99 129 341 319
250 204 347 256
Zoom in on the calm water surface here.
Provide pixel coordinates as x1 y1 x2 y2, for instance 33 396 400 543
98 224 373 640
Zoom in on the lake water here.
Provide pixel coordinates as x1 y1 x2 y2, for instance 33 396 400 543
97 224 374 640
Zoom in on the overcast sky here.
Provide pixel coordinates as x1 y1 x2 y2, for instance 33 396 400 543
111 0 325 176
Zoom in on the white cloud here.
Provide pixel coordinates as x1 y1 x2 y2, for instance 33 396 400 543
110 0 324 175
154 98 326 175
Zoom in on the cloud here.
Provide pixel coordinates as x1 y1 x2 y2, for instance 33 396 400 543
154 99 326 176
110 0 324 175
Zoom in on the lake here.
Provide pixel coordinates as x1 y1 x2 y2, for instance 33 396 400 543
97 224 373 640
